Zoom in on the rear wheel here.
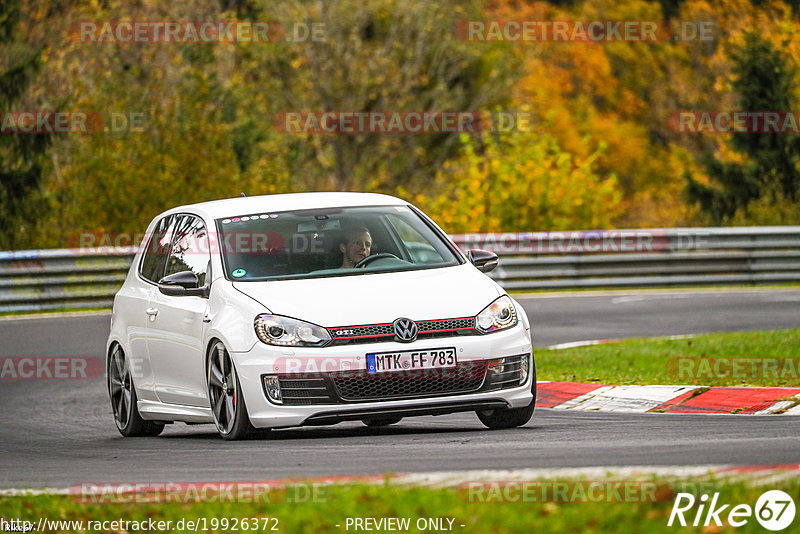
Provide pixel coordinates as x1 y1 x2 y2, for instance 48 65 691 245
207 341 257 440
361 416 402 427
476 360 536 430
108 344 164 437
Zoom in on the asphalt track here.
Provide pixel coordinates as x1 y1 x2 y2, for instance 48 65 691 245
1 289 799 489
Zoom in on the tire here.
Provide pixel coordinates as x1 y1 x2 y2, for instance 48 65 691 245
476 358 536 430
361 416 402 427
108 344 164 437
207 340 257 440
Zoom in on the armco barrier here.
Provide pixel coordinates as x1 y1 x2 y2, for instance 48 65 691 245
450 226 800 290
0 249 132 313
1 226 798 313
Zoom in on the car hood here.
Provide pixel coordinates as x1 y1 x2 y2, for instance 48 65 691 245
232 264 503 327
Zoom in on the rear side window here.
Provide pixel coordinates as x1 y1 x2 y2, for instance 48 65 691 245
139 215 175 283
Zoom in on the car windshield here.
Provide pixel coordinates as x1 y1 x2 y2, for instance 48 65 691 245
215 205 461 281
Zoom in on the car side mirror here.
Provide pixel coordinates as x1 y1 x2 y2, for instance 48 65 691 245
158 270 209 298
467 249 499 273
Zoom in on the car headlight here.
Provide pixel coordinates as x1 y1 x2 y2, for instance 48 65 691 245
254 314 331 347
476 295 518 334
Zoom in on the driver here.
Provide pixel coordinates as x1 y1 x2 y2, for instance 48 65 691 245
339 226 372 268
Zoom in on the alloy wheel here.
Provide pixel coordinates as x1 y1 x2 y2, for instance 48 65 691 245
109 344 132 429
208 341 238 435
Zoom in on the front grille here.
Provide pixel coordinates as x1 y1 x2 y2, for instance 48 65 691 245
416 318 476 333
329 317 477 346
271 360 487 406
267 354 531 406
332 324 393 338
332 361 487 401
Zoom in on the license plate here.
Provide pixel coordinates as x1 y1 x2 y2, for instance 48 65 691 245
366 348 457 373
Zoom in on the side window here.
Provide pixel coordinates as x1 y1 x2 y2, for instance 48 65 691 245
140 215 175 283
387 214 445 264
164 215 209 286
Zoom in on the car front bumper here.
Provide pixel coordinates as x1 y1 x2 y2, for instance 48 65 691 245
232 323 534 429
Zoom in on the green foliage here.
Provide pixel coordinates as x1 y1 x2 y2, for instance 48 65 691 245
3 480 799 533
34 0 300 242
421 129 622 233
4 0 800 250
688 33 800 224
0 0 51 249
16 0 518 247
255 0 517 192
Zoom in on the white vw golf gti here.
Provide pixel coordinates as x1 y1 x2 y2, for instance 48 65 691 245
106 192 535 439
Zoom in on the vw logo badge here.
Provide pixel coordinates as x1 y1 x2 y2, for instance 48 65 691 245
393 317 418 343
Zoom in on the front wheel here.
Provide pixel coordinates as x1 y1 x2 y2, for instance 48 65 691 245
207 341 257 440
476 360 536 430
108 344 164 437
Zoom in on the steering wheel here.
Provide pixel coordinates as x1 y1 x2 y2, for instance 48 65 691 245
354 252 400 268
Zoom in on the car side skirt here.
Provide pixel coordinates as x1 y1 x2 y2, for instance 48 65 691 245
137 400 214 424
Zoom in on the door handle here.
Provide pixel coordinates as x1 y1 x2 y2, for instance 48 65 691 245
145 307 159 317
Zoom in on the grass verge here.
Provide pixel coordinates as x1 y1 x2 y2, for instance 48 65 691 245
536 329 800 386
1 478 798 533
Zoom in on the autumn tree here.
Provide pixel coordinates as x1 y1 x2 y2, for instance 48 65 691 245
487 0 705 228
7 0 800 250
687 32 800 223
254 0 517 192
421 128 622 233
33 0 294 242
0 0 51 249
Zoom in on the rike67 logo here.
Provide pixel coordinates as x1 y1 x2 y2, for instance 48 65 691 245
668 490 796 531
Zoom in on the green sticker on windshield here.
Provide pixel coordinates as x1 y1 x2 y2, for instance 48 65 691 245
232 269 246 278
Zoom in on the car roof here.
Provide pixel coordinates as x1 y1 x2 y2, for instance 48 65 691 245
160 192 408 221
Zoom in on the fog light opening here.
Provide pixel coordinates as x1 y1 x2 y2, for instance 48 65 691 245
488 358 506 375
263 375 283 404
520 354 530 385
